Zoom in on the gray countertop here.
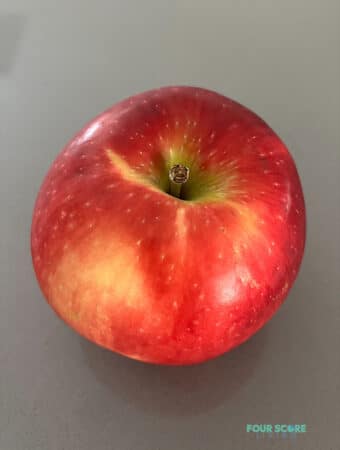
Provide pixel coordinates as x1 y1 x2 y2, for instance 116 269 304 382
1 1 339 449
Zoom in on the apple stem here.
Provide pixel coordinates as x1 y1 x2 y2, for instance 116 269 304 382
168 164 189 199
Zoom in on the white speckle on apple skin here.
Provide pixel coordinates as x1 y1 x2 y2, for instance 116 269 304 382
136 240 142 247
233 244 240 256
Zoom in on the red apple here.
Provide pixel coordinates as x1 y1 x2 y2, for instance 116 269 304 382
31 86 306 365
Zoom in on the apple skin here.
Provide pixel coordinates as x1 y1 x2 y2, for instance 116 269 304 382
31 86 305 365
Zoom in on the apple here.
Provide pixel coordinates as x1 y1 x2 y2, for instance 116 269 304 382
31 86 306 365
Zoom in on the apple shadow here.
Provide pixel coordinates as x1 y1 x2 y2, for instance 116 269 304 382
80 326 268 417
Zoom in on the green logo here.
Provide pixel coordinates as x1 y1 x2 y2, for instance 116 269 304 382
246 424 306 439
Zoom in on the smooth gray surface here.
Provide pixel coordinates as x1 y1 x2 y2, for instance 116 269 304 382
1 1 339 449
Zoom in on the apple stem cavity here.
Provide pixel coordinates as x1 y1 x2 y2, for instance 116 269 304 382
168 164 190 199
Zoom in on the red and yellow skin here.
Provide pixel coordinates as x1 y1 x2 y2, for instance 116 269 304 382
31 86 305 365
